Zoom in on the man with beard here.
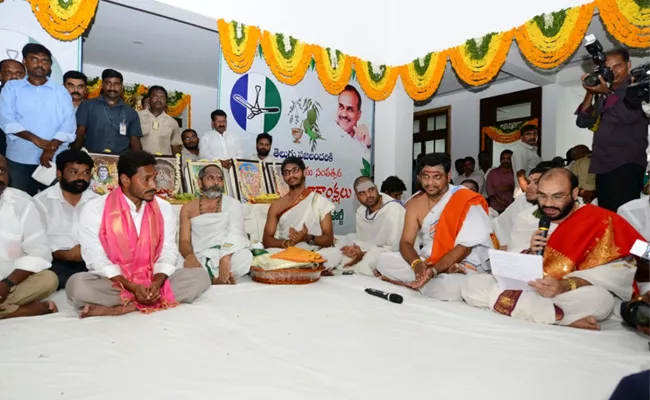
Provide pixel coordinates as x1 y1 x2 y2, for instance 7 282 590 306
0 155 59 319
486 150 515 213
0 59 26 157
73 69 143 154
375 153 495 301
66 151 209 318
262 156 341 270
335 176 405 275
180 128 200 166
34 150 98 289
0 44 76 195
511 125 541 196
138 85 182 156
199 109 243 169
250 133 277 162
462 168 644 330
178 164 252 284
63 71 87 112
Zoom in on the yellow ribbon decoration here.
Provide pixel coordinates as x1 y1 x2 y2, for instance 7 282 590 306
260 30 312 86
353 58 398 102
29 0 98 41
399 51 447 101
312 46 354 95
596 0 650 48
217 19 260 74
449 30 515 87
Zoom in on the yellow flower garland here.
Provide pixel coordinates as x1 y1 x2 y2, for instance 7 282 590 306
353 58 398 102
399 51 447 101
312 46 354 95
481 118 539 146
596 0 650 48
260 30 312 86
449 30 514 87
515 3 595 69
217 19 260 74
29 0 98 41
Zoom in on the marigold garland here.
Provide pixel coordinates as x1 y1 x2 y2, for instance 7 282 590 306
29 0 98 41
481 118 539 147
217 19 260 74
449 30 514 87
259 30 312 86
596 0 650 47
515 3 595 69
353 58 398 102
312 46 354 95
398 51 447 101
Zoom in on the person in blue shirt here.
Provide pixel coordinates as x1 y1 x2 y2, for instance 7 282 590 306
0 59 26 158
0 44 76 196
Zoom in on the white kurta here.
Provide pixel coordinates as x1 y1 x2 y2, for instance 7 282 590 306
199 130 244 161
618 197 650 240
511 140 541 196
0 188 52 280
492 194 533 247
377 185 494 301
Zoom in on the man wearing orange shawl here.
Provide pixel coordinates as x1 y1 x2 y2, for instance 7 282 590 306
462 169 643 330
66 151 209 318
376 153 495 301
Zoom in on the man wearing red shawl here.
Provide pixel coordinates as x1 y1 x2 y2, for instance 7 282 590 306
462 168 644 330
66 151 210 317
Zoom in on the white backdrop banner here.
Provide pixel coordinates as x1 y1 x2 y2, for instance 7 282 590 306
218 55 375 234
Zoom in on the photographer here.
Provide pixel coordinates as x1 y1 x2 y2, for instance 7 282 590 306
575 48 648 212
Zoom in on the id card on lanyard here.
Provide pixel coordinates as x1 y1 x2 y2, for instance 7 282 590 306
119 120 127 136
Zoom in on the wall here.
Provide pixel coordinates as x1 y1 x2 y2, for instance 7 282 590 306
82 64 218 134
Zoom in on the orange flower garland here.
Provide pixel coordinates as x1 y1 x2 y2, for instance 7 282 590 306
515 3 596 69
312 46 354 95
481 118 539 147
596 0 650 48
29 0 98 41
217 19 260 74
399 51 447 101
449 30 514 87
353 58 398 101
260 30 312 86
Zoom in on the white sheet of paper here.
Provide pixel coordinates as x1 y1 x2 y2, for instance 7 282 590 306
31 164 57 186
630 239 650 260
489 249 544 291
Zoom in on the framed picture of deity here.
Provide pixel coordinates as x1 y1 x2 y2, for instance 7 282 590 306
88 153 119 195
232 159 267 204
264 162 289 197
153 155 180 201
185 159 236 199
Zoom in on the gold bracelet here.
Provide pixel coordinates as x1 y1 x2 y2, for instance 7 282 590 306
565 278 577 291
410 259 422 270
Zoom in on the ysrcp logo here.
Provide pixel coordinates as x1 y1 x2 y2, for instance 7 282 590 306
230 73 282 134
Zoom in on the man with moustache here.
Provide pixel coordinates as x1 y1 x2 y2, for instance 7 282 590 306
262 156 341 270
179 164 252 284
0 44 76 195
336 85 370 150
0 59 26 157
74 69 143 154
199 109 243 169
34 150 98 289
66 151 209 318
462 168 643 330
336 176 405 276
485 150 515 214
250 132 277 162
375 153 495 301
138 85 182 156
63 71 87 112
180 128 200 167
511 125 542 196
0 155 59 319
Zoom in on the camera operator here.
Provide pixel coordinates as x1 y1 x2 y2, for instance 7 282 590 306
576 48 648 212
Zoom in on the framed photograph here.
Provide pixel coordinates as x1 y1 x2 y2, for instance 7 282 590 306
153 155 179 200
264 162 289 197
232 159 267 204
88 153 119 195
185 160 237 199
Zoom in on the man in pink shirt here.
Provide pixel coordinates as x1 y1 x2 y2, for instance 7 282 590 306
486 150 515 214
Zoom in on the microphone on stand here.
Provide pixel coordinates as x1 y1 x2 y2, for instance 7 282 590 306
365 288 403 304
536 215 551 256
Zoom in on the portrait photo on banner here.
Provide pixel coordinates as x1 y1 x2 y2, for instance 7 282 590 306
218 54 375 233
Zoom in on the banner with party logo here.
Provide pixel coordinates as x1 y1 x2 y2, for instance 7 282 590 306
218 54 375 234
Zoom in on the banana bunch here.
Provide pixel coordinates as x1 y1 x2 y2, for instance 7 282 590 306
251 194 280 204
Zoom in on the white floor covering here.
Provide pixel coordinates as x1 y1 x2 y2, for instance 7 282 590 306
1 274 648 400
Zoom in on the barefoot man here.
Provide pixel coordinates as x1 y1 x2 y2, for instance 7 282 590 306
0 155 58 319
376 153 495 301
66 151 210 317
179 164 252 284
262 156 341 269
461 168 644 330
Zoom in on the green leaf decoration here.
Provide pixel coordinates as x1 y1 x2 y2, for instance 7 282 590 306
465 33 495 61
366 62 387 83
633 0 649 8
274 33 298 60
87 77 100 86
257 44 263 58
360 158 372 177
58 0 73 10
309 58 316 70
350 68 357 82
412 53 432 77
533 10 568 37
231 21 247 47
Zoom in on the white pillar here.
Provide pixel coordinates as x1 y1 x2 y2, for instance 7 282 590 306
373 79 414 193
541 84 560 161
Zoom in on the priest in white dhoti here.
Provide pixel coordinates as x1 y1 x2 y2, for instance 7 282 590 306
461 168 644 330
262 156 341 269
618 197 650 241
376 153 495 301
179 164 252 284
336 177 405 275
0 155 58 319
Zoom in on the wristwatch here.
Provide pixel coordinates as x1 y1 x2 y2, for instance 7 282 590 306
1 278 15 288
307 235 316 246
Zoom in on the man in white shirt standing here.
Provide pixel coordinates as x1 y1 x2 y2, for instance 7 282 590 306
250 132 277 163
66 151 210 318
199 109 244 169
34 149 98 289
511 124 541 196
0 155 58 319
459 157 486 194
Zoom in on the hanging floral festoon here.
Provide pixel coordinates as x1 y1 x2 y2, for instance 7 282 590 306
449 30 514 87
260 30 313 86
515 3 596 69
312 46 354 95
353 59 398 102
28 0 99 41
596 0 650 48
86 76 101 98
217 20 260 74
481 118 539 148
399 51 447 101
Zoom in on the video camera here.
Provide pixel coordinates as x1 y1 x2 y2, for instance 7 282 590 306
582 35 614 87
627 63 650 102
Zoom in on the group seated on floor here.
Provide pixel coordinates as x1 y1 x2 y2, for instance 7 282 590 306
0 150 648 336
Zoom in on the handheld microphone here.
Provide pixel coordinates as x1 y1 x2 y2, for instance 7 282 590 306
536 215 551 256
365 288 403 304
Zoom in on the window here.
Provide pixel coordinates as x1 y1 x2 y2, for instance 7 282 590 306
413 106 450 160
